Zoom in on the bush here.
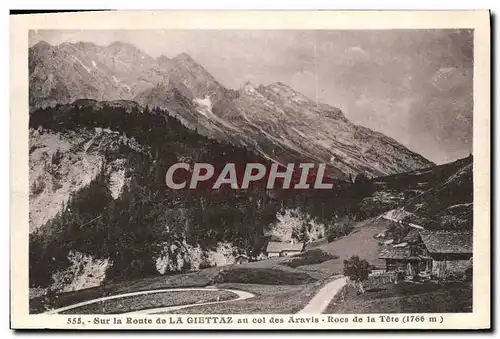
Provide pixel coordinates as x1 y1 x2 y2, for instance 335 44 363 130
104 256 158 283
51 149 63 166
343 255 371 294
31 178 46 196
353 173 374 197
326 217 355 242
283 249 338 268
343 255 370 283
198 261 213 270
52 176 63 190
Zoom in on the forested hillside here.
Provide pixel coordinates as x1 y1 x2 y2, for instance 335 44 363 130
29 101 367 290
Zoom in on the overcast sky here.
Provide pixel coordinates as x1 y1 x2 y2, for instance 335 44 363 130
30 29 473 164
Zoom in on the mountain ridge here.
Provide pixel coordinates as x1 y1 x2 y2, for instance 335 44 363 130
29 40 434 179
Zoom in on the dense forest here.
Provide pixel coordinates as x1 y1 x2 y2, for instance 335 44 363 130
29 101 372 288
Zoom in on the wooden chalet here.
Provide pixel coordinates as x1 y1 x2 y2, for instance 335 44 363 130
265 241 304 258
379 228 472 280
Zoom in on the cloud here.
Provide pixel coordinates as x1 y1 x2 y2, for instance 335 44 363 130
431 67 471 92
339 46 371 67
347 46 370 58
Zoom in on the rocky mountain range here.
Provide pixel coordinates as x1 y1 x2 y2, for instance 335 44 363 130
29 40 433 180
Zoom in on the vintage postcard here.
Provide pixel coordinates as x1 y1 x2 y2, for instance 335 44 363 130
10 10 490 330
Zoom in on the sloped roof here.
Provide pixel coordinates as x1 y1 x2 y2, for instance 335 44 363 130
266 241 304 253
419 230 472 254
383 208 413 221
403 228 421 243
379 246 419 260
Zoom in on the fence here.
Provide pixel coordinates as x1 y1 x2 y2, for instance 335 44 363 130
364 272 396 289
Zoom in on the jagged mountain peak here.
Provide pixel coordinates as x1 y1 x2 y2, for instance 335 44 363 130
157 55 171 63
106 41 141 52
270 81 291 88
32 40 52 50
173 52 197 63
263 81 307 97
64 41 99 51
241 81 258 94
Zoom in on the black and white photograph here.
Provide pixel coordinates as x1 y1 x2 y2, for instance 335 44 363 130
10 10 490 330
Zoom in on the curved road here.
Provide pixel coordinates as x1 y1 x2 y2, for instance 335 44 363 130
45 287 255 315
45 277 347 315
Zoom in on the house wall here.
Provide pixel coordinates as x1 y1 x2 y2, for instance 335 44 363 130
385 259 408 271
280 250 301 257
268 252 280 258
431 254 472 279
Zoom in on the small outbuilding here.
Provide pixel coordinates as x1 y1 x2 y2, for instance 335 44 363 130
234 254 250 265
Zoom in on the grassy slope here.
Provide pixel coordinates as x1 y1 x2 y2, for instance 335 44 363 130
30 256 332 314
325 282 472 314
30 269 218 313
159 281 330 314
33 211 464 315
155 217 389 314
299 217 389 278
32 235 362 314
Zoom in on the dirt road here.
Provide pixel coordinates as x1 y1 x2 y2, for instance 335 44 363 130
45 287 255 315
296 276 348 314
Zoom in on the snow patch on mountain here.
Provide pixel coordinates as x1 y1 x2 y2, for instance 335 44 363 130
112 75 131 92
194 96 242 133
70 55 92 73
291 126 307 138
194 95 213 111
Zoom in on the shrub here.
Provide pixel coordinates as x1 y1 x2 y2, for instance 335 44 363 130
51 149 63 166
343 255 370 284
52 176 63 190
213 268 316 285
326 217 355 242
31 178 46 196
283 249 338 268
198 261 213 270
104 256 158 283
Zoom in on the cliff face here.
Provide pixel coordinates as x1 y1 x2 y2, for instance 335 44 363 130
29 127 139 232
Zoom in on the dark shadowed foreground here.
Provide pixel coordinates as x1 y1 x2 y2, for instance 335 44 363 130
325 281 472 314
